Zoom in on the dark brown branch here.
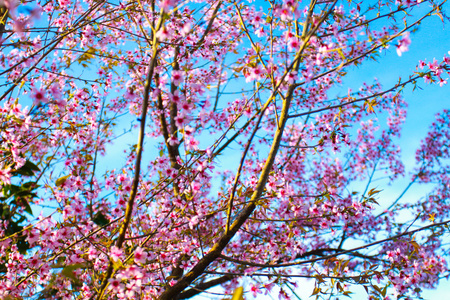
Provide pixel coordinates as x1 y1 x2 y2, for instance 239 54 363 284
189 1 223 54
219 219 450 269
218 248 379 269
158 60 296 300
205 270 366 281
0 5 8 42
177 275 235 299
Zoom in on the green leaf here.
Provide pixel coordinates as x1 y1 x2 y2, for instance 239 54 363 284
1 203 10 218
55 175 71 187
315 274 325 284
22 182 40 190
16 238 30 254
13 160 40 176
21 199 33 215
24 160 40 172
61 264 84 282
92 212 109 226
6 220 23 235
367 188 382 197
373 284 382 295
15 168 34 176
16 190 37 198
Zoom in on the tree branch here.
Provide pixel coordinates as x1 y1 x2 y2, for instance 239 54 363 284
177 275 235 299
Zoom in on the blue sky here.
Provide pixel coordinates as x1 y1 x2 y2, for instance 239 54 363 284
4 0 450 299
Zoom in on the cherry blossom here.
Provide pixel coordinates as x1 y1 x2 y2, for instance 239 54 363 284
0 1 449 300
396 32 411 56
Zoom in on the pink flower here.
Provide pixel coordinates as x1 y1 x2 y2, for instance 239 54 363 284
165 167 177 179
117 174 127 183
167 135 179 146
28 256 40 268
175 114 187 128
49 84 62 100
191 181 201 193
0 0 18 18
27 230 40 245
185 137 199 151
255 27 265 37
206 147 212 158
189 215 199 229
278 7 292 21
245 66 264 82
180 100 193 112
396 32 411 56
110 246 123 262
428 58 439 71
156 27 171 41
159 0 177 11
134 247 148 265
108 278 123 291
418 60 427 69
55 98 67 109
171 70 184 86
286 71 298 84
181 22 191 36
288 38 300 51
250 284 261 297
31 88 48 106
0 166 11 184
169 90 184 103
184 125 194 136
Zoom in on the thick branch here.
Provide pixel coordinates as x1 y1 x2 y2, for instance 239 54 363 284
158 2 338 298
158 62 297 300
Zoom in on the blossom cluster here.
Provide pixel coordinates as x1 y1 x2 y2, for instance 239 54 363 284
0 0 449 299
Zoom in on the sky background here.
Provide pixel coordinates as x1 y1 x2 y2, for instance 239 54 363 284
8 0 450 299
